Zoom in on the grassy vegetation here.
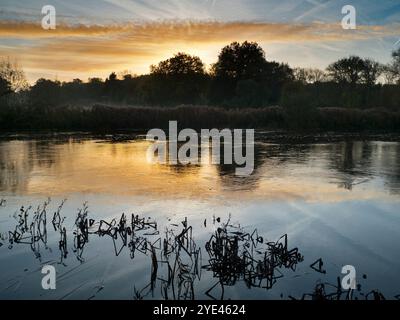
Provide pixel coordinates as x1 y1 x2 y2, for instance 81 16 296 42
1 104 399 132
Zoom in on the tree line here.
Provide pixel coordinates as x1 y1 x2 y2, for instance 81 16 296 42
1 41 400 131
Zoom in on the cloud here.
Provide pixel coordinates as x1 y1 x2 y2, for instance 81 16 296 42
1 20 399 81
1 20 398 41
0 21 126 37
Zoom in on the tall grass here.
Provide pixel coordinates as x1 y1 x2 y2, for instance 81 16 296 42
1 103 399 132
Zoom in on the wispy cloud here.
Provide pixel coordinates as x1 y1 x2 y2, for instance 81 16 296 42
1 20 398 39
1 20 399 81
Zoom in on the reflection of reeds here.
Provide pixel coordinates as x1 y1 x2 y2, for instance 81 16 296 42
52 199 68 264
202 220 304 299
8 199 50 261
0 199 7 247
73 202 90 262
290 276 386 301
0 199 395 300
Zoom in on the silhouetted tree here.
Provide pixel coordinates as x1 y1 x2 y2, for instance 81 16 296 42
361 59 382 86
212 41 266 80
61 78 85 101
104 72 120 100
87 77 104 98
327 56 366 84
0 76 11 97
30 78 61 106
294 68 328 83
210 41 293 106
149 53 208 105
392 48 400 74
326 56 381 86
108 72 117 81
383 48 400 84
150 53 205 75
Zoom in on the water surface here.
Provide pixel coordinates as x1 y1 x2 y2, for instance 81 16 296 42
0 134 399 299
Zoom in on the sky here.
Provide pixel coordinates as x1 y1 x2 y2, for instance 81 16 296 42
0 0 399 83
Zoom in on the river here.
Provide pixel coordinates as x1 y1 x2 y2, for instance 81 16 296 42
0 133 399 299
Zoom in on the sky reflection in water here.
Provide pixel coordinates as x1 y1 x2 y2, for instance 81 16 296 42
0 136 399 299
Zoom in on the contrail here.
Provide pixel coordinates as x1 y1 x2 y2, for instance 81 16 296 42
204 0 217 9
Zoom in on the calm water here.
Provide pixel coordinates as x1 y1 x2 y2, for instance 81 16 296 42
0 134 400 300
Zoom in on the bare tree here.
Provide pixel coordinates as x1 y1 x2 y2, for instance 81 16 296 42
0 57 29 92
293 68 328 83
382 48 400 84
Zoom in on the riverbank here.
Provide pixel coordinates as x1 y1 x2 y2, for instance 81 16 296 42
1 130 400 144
